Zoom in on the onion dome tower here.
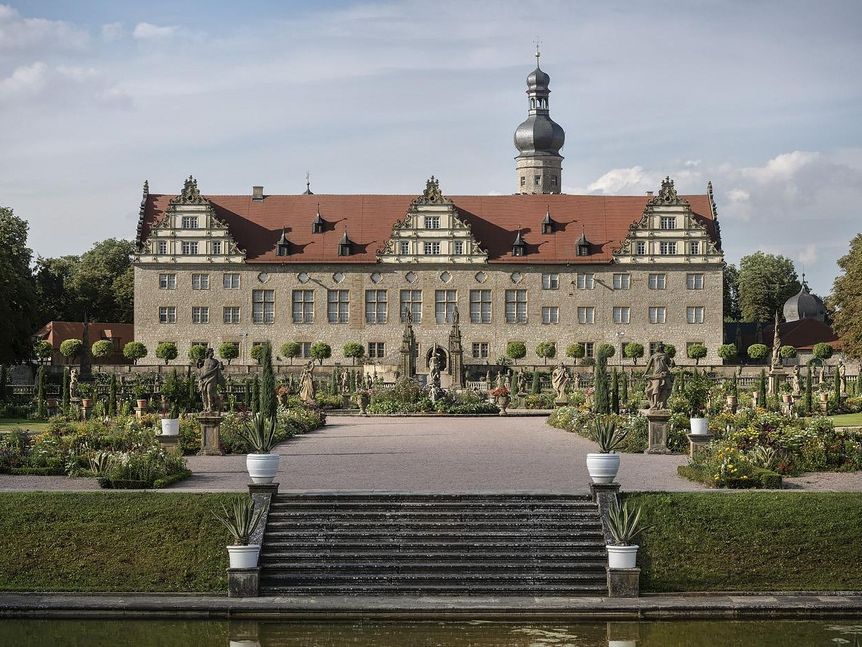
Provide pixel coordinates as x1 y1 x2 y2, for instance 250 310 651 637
514 46 565 194
783 274 826 322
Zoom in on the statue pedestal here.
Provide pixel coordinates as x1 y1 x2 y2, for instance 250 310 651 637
641 409 672 454
768 369 785 396
135 406 146 419
687 433 713 459
157 434 180 454
554 396 569 408
197 413 223 456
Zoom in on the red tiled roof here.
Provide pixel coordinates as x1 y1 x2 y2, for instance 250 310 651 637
36 321 135 349
139 193 717 265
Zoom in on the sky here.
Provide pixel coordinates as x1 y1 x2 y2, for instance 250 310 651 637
1 0 861 296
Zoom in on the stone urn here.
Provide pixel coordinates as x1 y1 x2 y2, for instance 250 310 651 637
357 392 370 415
497 395 510 415
726 395 737 413
136 398 148 411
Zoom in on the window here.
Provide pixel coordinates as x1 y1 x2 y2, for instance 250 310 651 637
159 273 176 290
158 306 176 324
292 290 314 323
424 241 441 255
400 289 422 323
424 216 440 229
542 273 559 290
648 273 666 290
551 175 558 187
368 342 385 359
577 307 595 324
472 342 489 359
612 273 630 290
192 306 209 324
687 306 705 324
689 241 700 255
211 240 222 255
635 241 646 255
222 273 240 289
582 342 595 358
649 306 666 324
223 307 240 324
520 176 526 187
156 240 168 255
365 290 387 324
613 306 631 324
469 289 492 324
659 241 677 255
542 306 559 324
505 289 527 324
453 241 464 255
534 175 541 185
576 273 595 290
434 289 457 324
181 216 198 229
191 273 209 290
327 290 349 323
686 273 704 290
659 216 676 230
252 289 275 324
299 342 313 358
181 241 198 255
399 241 410 255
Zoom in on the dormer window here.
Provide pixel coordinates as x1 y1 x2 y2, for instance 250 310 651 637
312 206 325 234
541 209 555 234
276 242 290 257
576 232 591 257
512 230 527 257
181 216 198 229
338 230 352 257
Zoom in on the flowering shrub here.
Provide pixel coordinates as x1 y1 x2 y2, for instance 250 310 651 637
548 408 649 453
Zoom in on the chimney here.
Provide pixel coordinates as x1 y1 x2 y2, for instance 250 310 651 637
645 191 654 197
252 185 264 201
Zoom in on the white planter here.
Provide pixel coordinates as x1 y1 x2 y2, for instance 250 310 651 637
160 418 180 436
689 417 708 436
607 544 639 569
586 453 620 484
608 641 637 647
227 544 260 569
246 452 280 484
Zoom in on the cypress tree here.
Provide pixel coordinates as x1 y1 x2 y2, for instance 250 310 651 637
594 350 610 414
108 374 118 417
61 367 70 413
621 371 629 405
834 369 841 405
611 368 620 414
731 373 738 399
252 374 261 414
244 378 252 408
0 364 6 403
805 364 813 413
259 343 277 419
758 369 767 407
530 370 540 395
187 374 196 412
36 365 47 419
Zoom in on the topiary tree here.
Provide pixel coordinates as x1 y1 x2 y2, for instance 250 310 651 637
780 345 797 359
343 342 365 365
664 343 676 359
566 343 585 360
536 341 556 365
59 339 83 363
717 343 738 363
506 341 527 365
34 340 53 365
281 341 301 365
747 343 769 362
623 342 644 365
310 342 332 366
250 344 266 364
123 341 147 365
218 342 239 366
687 343 707 366
188 344 208 363
812 343 834 361
259 343 276 419
91 340 113 363
596 343 616 360
155 341 178 365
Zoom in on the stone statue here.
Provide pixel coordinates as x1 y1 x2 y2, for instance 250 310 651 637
551 363 570 401
69 368 79 399
517 370 528 395
339 368 349 395
451 304 460 325
197 348 225 413
839 360 847 395
770 311 782 370
299 360 316 405
818 364 826 386
792 365 802 395
403 306 414 326
428 346 443 403
643 343 674 411
495 371 505 390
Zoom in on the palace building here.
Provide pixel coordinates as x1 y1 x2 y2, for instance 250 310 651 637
133 55 724 378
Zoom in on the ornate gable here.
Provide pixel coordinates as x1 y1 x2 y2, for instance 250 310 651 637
134 176 245 265
378 177 487 264
613 177 722 265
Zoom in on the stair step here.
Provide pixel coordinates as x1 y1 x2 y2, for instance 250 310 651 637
260 549 606 560
263 539 606 550
258 562 608 574
259 584 608 596
265 521 601 531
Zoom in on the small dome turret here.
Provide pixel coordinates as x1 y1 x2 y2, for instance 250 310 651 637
783 275 826 322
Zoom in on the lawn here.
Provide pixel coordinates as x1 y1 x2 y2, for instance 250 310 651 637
829 412 862 427
629 492 862 592
0 418 50 434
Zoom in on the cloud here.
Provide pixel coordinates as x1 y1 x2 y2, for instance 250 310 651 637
798 244 818 266
0 61 128 107
0 61 48 98
586 166 655 194
101 22 124 41
740 151 821 183
132 22 178 40
0 4 89 51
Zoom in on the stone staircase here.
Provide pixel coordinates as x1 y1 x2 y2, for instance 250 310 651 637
259 493 608 596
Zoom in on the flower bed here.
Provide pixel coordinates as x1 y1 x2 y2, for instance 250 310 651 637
548 407 650 453
367 381 499 415
213 405 325 455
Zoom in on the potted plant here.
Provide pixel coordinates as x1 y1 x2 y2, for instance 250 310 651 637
213 496 264 569
683 373 711 436
242 413 280 484
354 388 371 415
606 498 647 569
585 417 629 484
726 375 738 412
134 381 148 411
161 403 180 436
78 383 92 409
160 371 181 436
491 385 510 415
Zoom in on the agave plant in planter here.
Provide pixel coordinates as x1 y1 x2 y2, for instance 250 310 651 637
242 413 280 484
606 498 647 569
585 418 629 484
160 403 180 436
213 496 264 569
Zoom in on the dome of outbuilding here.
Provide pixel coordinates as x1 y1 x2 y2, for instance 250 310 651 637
527 66 551 90
783 277 826 322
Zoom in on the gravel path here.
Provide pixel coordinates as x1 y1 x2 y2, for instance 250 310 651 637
0 415 858 493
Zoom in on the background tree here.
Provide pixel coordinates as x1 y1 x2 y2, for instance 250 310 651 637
59 339 83 363
259 343 276 419
723 262 741 322
343 342 365 365
506 341 527 364
34 256 78 322
738 252 799 323
155 341 178 365
623 342 644 365
281 341 301 365
123 341 147 365
687 343 707 366
780 345 797 359
34 340 53 365
218 342 238 366
66 239 135 323
188 344 207 363
0 207 38 364
91 340 113 363
747 343 769 362
831 233 862 358
536 341 556 365
0 365 6 403
566 343 585 361
717 343 738 363
310 342 332 366
812 343 834 361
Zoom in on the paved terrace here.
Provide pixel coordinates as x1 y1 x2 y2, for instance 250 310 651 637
1 415 859 492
